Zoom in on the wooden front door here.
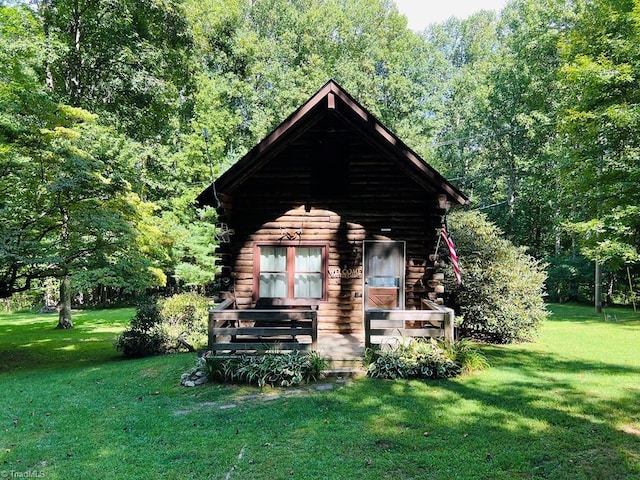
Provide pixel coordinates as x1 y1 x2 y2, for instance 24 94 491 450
363 241 405 310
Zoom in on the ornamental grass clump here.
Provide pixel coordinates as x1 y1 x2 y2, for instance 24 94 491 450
203 350 327 387
365 338 487 380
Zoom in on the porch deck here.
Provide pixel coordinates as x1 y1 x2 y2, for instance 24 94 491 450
208 299 454 375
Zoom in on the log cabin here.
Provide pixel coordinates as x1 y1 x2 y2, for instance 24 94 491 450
197 80 469 369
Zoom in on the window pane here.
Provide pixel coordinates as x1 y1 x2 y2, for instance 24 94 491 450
260 247 287 271
368 255 401 277
257 245 325 300
295 247 322 271
295 273 323 298
259 246 288 297
368 277 399 287
260 273 287 298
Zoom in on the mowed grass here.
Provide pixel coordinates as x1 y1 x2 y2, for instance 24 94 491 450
0 304 639 479
0 308 134 374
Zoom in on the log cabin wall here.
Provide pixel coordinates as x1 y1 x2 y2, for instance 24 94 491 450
215 115 446 335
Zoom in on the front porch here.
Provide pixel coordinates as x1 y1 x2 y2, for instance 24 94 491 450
208 299 455 374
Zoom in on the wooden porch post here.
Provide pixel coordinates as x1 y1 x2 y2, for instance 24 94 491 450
364 312 371 349
311 309 318 350
444 307 455 342
208 309 215 351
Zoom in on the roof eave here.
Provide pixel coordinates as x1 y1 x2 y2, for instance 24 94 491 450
197 79 469 206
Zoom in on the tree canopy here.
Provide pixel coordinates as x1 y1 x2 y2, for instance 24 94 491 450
1 0 639 313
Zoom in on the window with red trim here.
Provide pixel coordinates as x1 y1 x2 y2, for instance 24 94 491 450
254 243 328 302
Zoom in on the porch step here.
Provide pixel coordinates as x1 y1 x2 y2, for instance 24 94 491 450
324 355 367 377
317 333 364 356
323 366 367 378
326 356 364 369
316 333 366 377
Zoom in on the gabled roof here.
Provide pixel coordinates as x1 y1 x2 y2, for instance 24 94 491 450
197 79 469 206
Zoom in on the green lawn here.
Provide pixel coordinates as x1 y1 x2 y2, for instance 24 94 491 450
0 304 639 479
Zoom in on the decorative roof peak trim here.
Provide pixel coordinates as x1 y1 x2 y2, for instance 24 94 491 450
197 79 469 206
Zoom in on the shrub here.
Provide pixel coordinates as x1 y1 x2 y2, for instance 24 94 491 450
114 301 168 358
160 293 210 350
115 293 212 358
1 289 45 313
365 338 487 380
443 210 549 343
203 351 327 387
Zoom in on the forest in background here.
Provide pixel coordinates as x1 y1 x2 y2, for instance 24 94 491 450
1 0 639 316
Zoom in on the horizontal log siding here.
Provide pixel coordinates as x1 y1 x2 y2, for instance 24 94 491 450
218 127 441 334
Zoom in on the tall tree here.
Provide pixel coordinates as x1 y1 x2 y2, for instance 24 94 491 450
39 0 194 141
429 0 575 258
34 0 203 298
481 0 571 255
557 0 640 304
0 4 164 326
182 0 446 169
426 11 499 195
0 3 54 298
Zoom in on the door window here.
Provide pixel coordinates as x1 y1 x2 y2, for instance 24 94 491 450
364 241 405 310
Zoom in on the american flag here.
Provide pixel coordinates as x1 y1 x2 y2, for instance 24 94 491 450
441 224 461 284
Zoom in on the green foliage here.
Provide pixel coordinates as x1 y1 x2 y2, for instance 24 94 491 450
203 350 327 387
114 301 168 358
429 1 571 258
1 112 165 299
545 254 594 303
0 288 44 313
562 208 640 269
4 0 639 305
183 0 442 165
115 293 211 357
0 4 167 304
445 210 549 343
439 338 490 374
426 0 638 301
170 206 219 287
365 338 487 380
556 0 640 272
160 292 211 348
40 0 194 141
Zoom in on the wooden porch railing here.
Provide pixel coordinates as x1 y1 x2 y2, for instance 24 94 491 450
208 299 318 353
364 299 455 348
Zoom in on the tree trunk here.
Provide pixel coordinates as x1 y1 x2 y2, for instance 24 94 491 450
56 274 73 329
595 260 602 314
606 273 614 306
41 0 55 92
57 203 73 328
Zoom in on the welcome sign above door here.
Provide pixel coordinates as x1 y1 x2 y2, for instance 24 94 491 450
328 266 363 279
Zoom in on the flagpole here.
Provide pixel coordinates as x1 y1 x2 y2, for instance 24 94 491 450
433 227 442 258
440 222 462 285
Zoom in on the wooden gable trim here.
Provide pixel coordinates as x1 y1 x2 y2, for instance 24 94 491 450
210 87 332 194
197 80 469 206
328 84 469 205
